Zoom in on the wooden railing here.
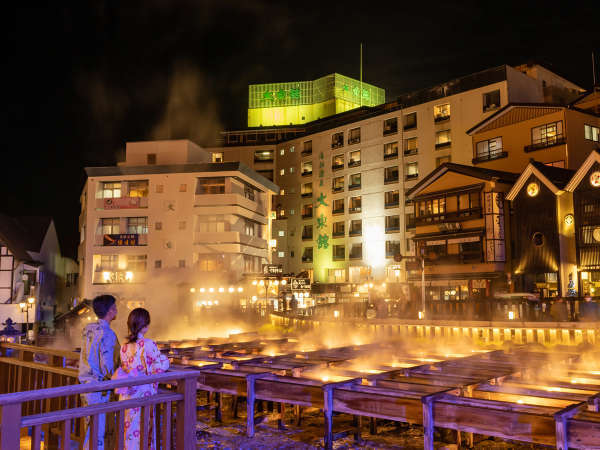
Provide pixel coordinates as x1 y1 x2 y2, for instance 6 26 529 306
0 343 198 449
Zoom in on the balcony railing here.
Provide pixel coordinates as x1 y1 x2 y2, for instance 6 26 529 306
301 233 313 240
524 136 566 152
404 148 418 156
349 252 362 259
332 140 344 149
424 252 483 265
332 230 344 237
403 124 417 131
473 150 508 164
333 253 345 260
405 173 419 180
332 186 344 193
301 149 312 156
415 207 482 225
332 207 344 214
384 152 398 160
383 126 398 136
384 175 399 184
302 255 313 263
349 183 361 190
301 212 313 219
301 192 313 198
385 201 400 208
434 115 450 123
406 219 416 229
348 159 361 168
385 226 400 233
332 163 344 171
254 158 273 163
349 206 361 213
348 137 360 145
435 141 451 149
349 229 362 236
301 170 313 177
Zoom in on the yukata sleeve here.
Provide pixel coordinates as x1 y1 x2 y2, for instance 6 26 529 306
143 340 170 374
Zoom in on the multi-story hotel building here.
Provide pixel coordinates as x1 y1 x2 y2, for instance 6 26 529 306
209 64 583 289
78 140 278 320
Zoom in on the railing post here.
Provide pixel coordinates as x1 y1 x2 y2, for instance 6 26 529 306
323 386 334 450
1 402 21 449
176 375 197 450
422 396 434 450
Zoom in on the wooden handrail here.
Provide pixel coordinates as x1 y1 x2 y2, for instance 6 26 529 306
0 342 79 359
21 391 182 427
0 356 77 377
0 369 198 405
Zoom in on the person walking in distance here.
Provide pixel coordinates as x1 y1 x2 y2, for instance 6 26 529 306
78 295 121 449
113 308 170 449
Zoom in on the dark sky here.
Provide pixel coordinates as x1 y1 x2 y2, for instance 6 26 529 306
2 1 599 258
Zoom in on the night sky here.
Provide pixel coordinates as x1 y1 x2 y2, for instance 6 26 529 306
3 2 599 258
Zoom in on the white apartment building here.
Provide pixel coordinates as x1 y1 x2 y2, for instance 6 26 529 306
210 64 584 288
78 140 278 322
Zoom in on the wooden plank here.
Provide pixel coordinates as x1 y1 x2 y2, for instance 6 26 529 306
176 375 197 450
255 378 325 407
116 409 125 450
0 342 79 359
90 414 99 450
141 405 150 450
566 417 600 448
60 418 71 450
0 402 21 449
31 424 42 450
323 387 334 450
422 397 434 450
161 401 171 450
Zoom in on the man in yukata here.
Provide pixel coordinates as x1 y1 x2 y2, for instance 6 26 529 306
78 295 121 449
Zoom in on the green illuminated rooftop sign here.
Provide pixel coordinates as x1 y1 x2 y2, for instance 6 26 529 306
263 88 301 101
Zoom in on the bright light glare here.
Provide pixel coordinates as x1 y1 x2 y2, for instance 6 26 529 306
228 287 234 293
218 287 225 293
200 288 205 293
125 271 134 281
102 271 111 281
238 287 243 292
190 288 196 293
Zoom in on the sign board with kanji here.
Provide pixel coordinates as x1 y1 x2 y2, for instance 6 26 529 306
262 264 283 275
291 278 311 290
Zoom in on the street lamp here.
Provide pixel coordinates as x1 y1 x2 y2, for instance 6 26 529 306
20 297 35 343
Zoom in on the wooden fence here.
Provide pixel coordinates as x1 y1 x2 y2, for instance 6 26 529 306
0 343 198 449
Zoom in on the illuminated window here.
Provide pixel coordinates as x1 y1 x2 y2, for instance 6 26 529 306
384 166 399 183
332 154 344 170
331 269 345 282
278 251 285 258
349 219 362 236
434 103 450 122
289 167 294 173
196 177 225 194
302 225 313 240
212 152 223 163
404 137 418 156
349 150 361 167
101 182 121 199
302 204 313 218
101 218 120 235
403 112 417 130
383 117 398 136
483 90 501 112
280 149 285 156
476 137 503 161
245 219 255 236
405 213 415 229
254 150 274 162
384 142 399 159
349 196 361 213
385 215 400 233
349 173 361 189
127 217 148 234
386 240 401 258
348 127 361 145
530 121 564 149
332 132 344 149
302 247 313 263
278 230 285 236
302 141 312 155
302 161 313 176
405 162 419 180
349 243 363 259
436 155 451 167
333 198 344 214
127 255 147 272
584 124 599 142
99 255 118 271
435 129 451 148
289 146 295 153
196 215 227 233
333 221 345 237
128 181 149 197
332 176 344 192
280 169 285 176
197 254 225 272
301 182 313 197
385 190 399 208
333 245 345 260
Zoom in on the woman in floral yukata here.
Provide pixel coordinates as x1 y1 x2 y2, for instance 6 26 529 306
113 308 169 449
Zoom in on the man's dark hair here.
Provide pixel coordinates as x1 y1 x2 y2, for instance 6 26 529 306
92 295 116 319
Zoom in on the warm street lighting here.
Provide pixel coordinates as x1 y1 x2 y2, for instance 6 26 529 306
281 279 287 285
259 280 264 286
102 271 111 281
238 287 243 292
252 280 258 285
228 287 234 293
190 287 196 293
218 287 225 293
200 287 205 293
19 302 26 309
418 311 424 319
27 297 35 304
125 271 134 281
273 280 279 286
508 311 515 320
209 288 214 293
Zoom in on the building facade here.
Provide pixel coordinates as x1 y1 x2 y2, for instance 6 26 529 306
78 140 278 331
209 64 581 290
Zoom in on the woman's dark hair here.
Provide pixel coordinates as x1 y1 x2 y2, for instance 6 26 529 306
126 308 151 343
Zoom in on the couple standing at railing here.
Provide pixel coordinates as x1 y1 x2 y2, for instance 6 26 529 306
78 295 170 449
